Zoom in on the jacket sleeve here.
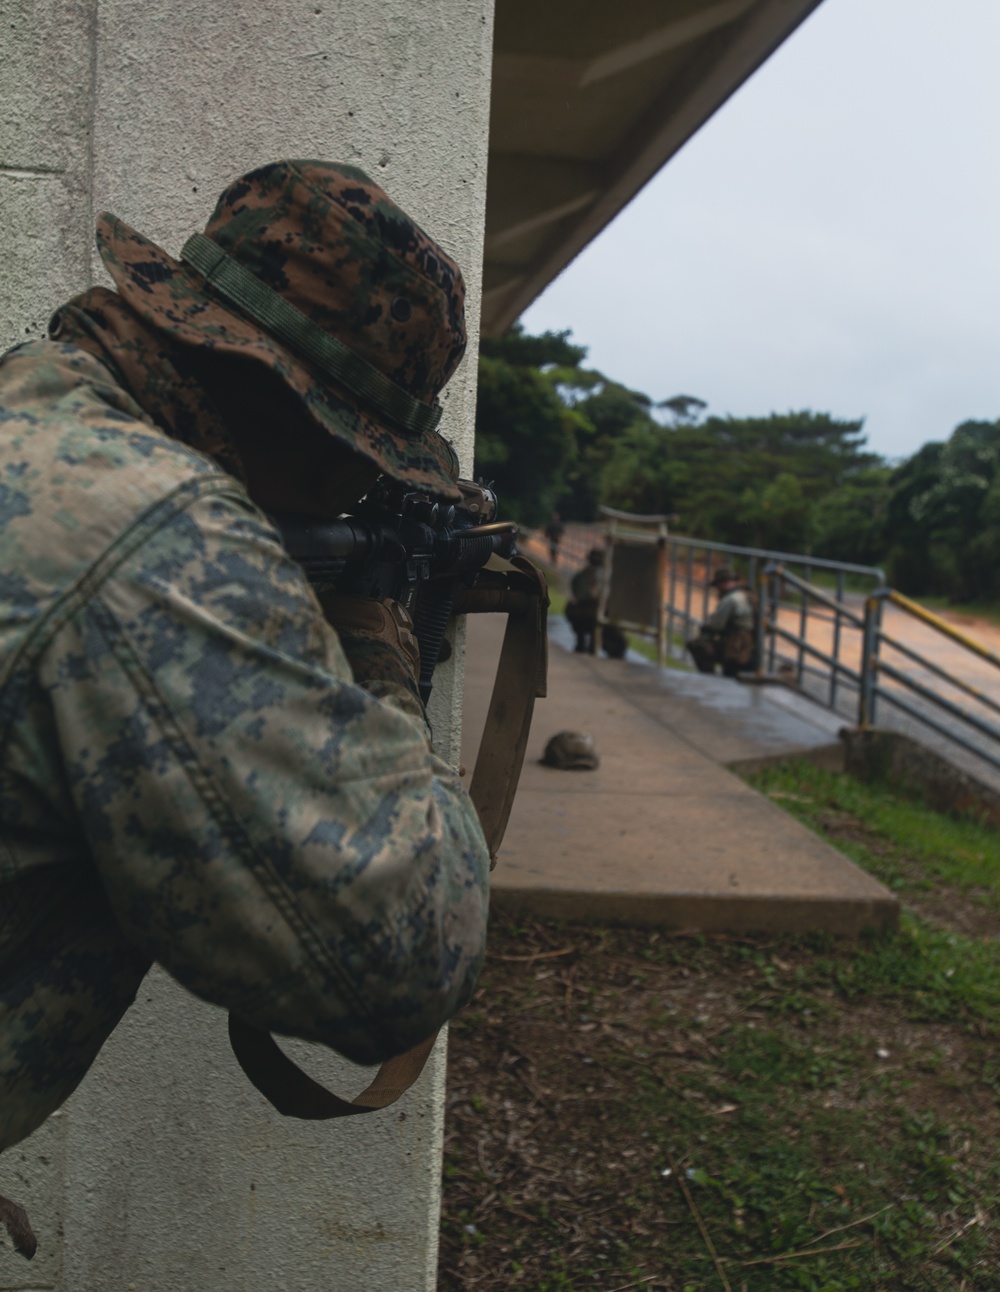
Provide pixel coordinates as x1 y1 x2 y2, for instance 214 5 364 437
39 482 490 1065
703 594 735 634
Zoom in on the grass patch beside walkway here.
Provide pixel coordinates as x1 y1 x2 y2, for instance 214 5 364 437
440 763 1000 1290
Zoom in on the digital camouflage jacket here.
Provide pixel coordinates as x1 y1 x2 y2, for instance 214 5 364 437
0 339 489 1154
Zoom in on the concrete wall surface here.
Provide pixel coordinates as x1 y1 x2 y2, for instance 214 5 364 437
0 0 495 1287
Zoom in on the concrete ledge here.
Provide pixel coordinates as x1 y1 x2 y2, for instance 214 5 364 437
464 617 899 939
491 887 897 936
727 741 846 777
842 726 1000 827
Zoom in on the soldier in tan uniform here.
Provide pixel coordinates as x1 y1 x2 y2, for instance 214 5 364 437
0 161 491 1240
687 566 756 677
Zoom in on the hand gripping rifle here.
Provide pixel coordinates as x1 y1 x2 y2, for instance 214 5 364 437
228 478 548 1122
269 478 520 702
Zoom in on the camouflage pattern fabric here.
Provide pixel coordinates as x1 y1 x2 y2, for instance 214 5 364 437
570 565 600 603
689 587 756 674
59 159 468 500
704 587 755 636
52 287 247 481
0 338 489 1155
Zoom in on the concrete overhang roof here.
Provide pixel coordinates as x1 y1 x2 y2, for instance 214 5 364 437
482 0 825 335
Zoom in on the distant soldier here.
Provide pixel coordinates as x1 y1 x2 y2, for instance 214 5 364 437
687 566 756 677
544 510 565 564
565 548 627 658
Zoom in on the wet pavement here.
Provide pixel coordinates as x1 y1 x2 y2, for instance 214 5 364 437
462 613 896 935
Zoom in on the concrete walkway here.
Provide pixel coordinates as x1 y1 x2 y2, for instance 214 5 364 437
461 615 897 935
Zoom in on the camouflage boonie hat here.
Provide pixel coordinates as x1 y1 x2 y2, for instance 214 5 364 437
540 731 600 771
95 160 467 498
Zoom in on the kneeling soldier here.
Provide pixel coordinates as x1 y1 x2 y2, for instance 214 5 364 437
687 566 756 677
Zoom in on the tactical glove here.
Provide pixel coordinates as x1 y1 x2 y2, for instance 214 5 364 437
317 592 423 714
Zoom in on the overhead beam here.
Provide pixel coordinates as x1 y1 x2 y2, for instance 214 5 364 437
483 0 825 335
493 0 754 91
485 190 599 252
581 0 755 86
484 153 603 251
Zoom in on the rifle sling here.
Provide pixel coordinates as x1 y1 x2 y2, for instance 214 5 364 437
228 555 548 1119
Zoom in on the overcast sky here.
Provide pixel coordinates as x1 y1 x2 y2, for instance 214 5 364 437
520 0 1000 463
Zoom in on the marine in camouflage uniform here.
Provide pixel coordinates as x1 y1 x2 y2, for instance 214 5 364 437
0 162 490 1191
687 566 756 677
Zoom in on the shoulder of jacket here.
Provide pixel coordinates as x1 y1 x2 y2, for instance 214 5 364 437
0 339 241 620
0 338 229 500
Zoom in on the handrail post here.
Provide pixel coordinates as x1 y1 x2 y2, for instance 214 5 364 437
797 562 811 685
830 570 845 709
701 547 711 623
872 591 884 725
666 540 678 661
859 593 880 729
767 565 780 674
755 565 768 678
656 524 667 668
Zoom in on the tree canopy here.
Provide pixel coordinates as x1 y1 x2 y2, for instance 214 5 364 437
472 324 998 599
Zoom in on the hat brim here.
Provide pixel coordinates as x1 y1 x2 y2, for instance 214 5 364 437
97 215 462 500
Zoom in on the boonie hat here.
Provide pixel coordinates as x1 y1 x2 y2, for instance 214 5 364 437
711 566 737 587
540 731 600 770
94 160 467 498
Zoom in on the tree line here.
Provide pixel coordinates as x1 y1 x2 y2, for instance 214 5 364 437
474 325 1000 601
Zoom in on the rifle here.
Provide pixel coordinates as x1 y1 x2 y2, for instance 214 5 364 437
269 478 517 703
229 478 548 1122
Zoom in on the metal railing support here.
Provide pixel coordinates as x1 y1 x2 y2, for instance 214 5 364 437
797 573 810 685
830 570 846 708
754 566 768 679
859 594 880 728
666 543 678 659
657 529 1000 775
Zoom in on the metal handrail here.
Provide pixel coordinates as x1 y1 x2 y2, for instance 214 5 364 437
883 589 1000 668
561 515 1000 777
876 628 1000 722
769 621 863 686
755 565 1000 774
663 536 882 683
763 564 865 626
869 682 1000 774
666 532 884 580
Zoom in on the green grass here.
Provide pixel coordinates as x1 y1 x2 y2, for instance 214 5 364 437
441 760 1000 1291
746 759 1000 917
547 584 567 617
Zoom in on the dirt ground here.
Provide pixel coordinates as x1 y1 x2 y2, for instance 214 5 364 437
439 910 999 1291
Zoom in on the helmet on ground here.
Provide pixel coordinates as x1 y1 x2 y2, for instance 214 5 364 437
540 730 600 770
85 160 466 499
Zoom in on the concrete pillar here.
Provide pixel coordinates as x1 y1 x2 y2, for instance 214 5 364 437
0 1 495 1287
